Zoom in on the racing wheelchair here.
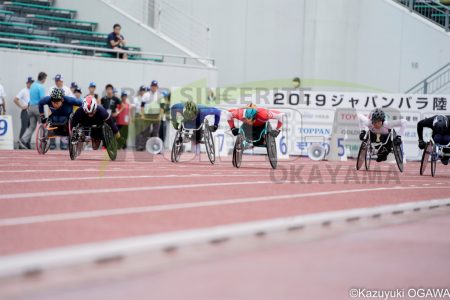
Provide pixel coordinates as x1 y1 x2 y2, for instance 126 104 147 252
356 129 403 172
232 122 277 169
69 124 117 161
171 119 215 164
36 117 71 155
420 138 450 177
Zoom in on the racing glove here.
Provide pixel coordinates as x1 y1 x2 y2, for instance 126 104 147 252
394 135 402 146
418 140 427 150
359 130 366 141
231 127 239 136
40 115 47 124
270 129 280 138
209 125 218 132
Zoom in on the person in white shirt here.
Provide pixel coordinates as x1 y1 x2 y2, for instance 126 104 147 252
0 82 6 115
358 108 406 162
48 74 72 97
132 85 147 149
13 77 34 142
136 80 162 151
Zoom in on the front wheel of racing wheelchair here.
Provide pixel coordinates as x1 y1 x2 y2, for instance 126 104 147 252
36 123 51 155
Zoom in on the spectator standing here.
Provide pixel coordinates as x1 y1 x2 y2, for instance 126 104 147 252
101 84 121 122
13 76 34 143
116 92 130 149
0 81 6 115
107 24 128 59
69 82 78 97
48 74 71 97
136 80 162 151
74 87 83 101
19 72 47 149
132 85 147 149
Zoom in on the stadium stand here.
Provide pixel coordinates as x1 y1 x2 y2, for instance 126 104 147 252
0 0 148 60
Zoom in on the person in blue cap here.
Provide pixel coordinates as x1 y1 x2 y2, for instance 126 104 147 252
86 82 98 101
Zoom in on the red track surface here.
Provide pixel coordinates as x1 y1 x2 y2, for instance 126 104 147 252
1 149 450 257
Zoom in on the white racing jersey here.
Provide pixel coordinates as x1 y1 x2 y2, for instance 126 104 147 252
358 114 406 136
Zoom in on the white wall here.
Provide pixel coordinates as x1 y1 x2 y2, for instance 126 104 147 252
0 49 217 142
164 0 450 91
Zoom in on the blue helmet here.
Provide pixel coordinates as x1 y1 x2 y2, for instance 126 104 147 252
244 108 257 120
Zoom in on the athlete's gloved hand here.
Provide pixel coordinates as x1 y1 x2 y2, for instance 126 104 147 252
359 130 366 141
40 116 47 124
394 135 402 146
270 129 280 138
114 132 121 140
418 140 427 150
209 125 218 132
231 127 239 136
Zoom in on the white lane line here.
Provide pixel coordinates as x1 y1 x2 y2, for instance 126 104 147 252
0 181 271 200
0 197 449 278
1 186 449 226
0 172 438 184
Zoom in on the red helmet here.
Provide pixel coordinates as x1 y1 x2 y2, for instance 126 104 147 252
83 95 97 114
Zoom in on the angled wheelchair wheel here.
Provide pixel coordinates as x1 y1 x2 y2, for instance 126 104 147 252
356 140 368 170
393 144 404 173
365 143 372 170
69 126 82 161
431 145 437 177
265 123 277 170
203 121 215 165
233 134 244 168
69 138 78 161
171 130 183 163
103 125 117 161
420 142 432 176
36 124 50 155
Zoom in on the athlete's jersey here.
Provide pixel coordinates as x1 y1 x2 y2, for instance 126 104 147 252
358 114 406 136
227 107 283 129
71 105 119 134
38 96 82 117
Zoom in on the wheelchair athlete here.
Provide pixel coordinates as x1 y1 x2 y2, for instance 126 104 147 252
170 100 221 155
226 106 283 146
417 115 450 165
38 88 82 138
358 108 406 162
71 96 120 150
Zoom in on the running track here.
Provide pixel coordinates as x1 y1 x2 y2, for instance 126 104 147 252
0 149 449 255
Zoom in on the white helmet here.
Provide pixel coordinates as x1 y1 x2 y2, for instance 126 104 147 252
83 95 98 114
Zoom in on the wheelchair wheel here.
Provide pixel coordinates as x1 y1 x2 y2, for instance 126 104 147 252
365 144 372 170
171 130 183 163
69 137 78 161
431 145 437 177
393 144 404 173
265 123 277 169
356 141 367 170
103 125 117 161
233 134 244 168
36 124 50 155
420 142 432 175
203 121 215 164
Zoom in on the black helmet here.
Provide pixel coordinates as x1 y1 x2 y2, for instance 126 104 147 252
50 88 64 102
433 115 448 134
371 108 385 124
